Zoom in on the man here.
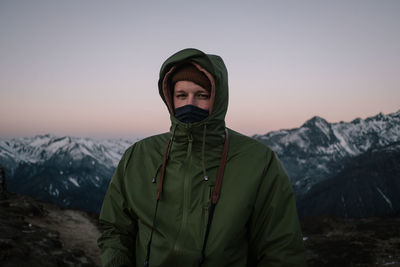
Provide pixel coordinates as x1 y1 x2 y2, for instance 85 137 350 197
98 48 307 267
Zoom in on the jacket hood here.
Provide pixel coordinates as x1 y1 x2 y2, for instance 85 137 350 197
158 48 229 128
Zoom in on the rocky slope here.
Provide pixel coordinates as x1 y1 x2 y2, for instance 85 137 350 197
297 142 400 219
0 193 100 266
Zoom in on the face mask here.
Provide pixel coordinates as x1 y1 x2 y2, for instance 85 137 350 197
174 105 209 123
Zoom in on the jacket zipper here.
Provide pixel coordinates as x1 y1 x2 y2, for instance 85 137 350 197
173 134 193 256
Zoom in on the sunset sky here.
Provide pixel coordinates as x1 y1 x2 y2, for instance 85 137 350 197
1 0 399 139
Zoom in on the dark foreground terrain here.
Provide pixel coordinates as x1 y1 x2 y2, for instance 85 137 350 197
1 193 399 267
302 215 400 267
0 193 100 267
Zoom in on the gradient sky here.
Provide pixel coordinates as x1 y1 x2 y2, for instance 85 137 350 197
1 0 399 139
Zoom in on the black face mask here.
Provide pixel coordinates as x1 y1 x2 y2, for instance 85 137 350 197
174 105 209 123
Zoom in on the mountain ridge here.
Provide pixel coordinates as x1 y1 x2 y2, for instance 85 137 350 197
253 109 400 195
1 109 399 216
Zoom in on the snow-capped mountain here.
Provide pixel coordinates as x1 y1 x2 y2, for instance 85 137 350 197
0 134 134 213
253 110 400 195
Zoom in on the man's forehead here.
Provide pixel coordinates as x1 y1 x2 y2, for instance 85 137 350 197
174 81 209 92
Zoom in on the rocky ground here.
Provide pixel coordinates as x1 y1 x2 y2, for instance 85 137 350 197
0 193 100 267
301 215 400 267
1 192 400 267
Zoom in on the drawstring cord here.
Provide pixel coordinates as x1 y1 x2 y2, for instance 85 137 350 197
199 128 229 266
156 125 176 200
201 124 208 181
144 125 176 267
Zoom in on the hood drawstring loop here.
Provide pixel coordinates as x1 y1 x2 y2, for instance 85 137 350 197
201 124 208 181
144 125 177 267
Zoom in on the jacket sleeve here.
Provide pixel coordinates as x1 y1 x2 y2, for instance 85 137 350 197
98 145 137 267
248 151 307 267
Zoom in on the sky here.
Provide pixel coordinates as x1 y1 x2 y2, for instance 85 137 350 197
1 0 399 139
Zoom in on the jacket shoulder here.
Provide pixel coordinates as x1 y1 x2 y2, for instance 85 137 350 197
134 132 170 148
119 132 170 165
227 128 274 156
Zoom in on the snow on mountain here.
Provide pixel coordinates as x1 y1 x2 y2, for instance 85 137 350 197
253 110 400 195
0 134 136 213
0 134 131 169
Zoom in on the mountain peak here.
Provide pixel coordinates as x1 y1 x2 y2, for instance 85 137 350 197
301 116 329 128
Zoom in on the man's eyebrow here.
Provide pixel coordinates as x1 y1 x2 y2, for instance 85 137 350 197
174 89 208 94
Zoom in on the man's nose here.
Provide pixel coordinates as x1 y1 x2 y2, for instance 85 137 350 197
186 95 195 105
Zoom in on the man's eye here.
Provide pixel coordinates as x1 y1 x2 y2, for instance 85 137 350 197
198 93 210 99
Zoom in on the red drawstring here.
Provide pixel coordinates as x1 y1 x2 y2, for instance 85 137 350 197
211 128 229 205
156 137 172 200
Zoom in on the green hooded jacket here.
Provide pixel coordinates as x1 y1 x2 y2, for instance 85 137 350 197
98 48 307 267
